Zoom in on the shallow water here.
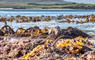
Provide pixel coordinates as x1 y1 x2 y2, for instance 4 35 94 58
0 9 95 16
0 9 95 35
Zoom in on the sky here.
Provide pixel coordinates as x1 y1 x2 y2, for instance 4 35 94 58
0 0 95 4
65 0 95 4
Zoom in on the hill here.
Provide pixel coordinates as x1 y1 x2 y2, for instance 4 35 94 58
0 0 72 4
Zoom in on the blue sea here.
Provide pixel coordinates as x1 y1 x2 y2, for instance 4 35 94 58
0 9 95 16
0 9 95 35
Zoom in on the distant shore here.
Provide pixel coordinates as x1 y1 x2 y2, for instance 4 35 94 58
0 3 95 9
0 8 75 10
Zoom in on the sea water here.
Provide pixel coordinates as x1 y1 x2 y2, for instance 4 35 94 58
0 9 95 35
0 9 95 16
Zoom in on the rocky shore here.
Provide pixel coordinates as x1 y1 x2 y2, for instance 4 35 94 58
0 26 95 60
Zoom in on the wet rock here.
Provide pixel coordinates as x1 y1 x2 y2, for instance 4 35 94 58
1 25 14 35
79 46 92 54
81 51 95 60
15 28 26 37
62 27 90 39
0 30 4 36
36 39 45 44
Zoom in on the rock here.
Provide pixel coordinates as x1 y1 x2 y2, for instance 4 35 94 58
0 30 4 36
1 25 14 35
62 27 90 39
81 51 95 60
79 46 92 54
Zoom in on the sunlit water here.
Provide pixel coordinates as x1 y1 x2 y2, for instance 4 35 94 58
0 9 95 35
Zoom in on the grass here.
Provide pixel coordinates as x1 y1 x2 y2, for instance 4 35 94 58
0 3 95 9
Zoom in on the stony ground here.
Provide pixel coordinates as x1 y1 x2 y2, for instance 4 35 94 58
0 36 95 60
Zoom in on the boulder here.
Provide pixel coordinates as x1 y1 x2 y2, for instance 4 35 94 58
0 30 4 36
1 25 14 35
16 28 26 37
62 27 90 39
81 51 95 60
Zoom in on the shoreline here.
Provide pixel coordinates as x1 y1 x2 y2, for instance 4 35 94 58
0 8 94 10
